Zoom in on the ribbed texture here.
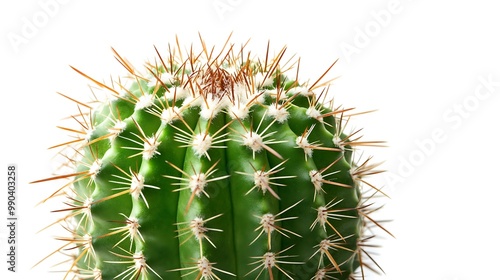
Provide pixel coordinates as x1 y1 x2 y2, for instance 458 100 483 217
36 41 387 280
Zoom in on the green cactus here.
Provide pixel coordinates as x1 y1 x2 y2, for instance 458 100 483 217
34 37 389 280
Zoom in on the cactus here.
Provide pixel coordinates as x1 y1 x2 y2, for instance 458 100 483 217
34 36 389 280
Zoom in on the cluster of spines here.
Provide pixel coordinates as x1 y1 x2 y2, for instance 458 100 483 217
32 35 390 280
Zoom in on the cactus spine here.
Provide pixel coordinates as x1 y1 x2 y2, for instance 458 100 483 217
34 36 389 280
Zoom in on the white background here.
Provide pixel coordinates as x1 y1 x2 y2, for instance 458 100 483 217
1 0 500 279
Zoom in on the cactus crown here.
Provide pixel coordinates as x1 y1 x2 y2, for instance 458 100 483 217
34 35 389 280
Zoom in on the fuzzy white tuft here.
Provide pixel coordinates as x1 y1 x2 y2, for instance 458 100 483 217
267 103 289 123
243 132 264 153
143 136 161 160
254 72 273 88
191 133 213 158
160 106 182 124
296 135 313 158
135 94 155 110
89 159 102 180
309 170 323 192
288 86 311 96
229 102 250 120
306 106 323 121
108 120 127 140
130 174 145 200
189 173 208 197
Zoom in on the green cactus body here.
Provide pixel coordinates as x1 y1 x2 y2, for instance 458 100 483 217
36 39 387 280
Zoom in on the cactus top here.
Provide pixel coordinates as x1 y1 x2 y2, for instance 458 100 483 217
34 36 389 280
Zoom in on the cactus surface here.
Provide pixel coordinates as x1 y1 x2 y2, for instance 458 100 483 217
35 37 388 280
